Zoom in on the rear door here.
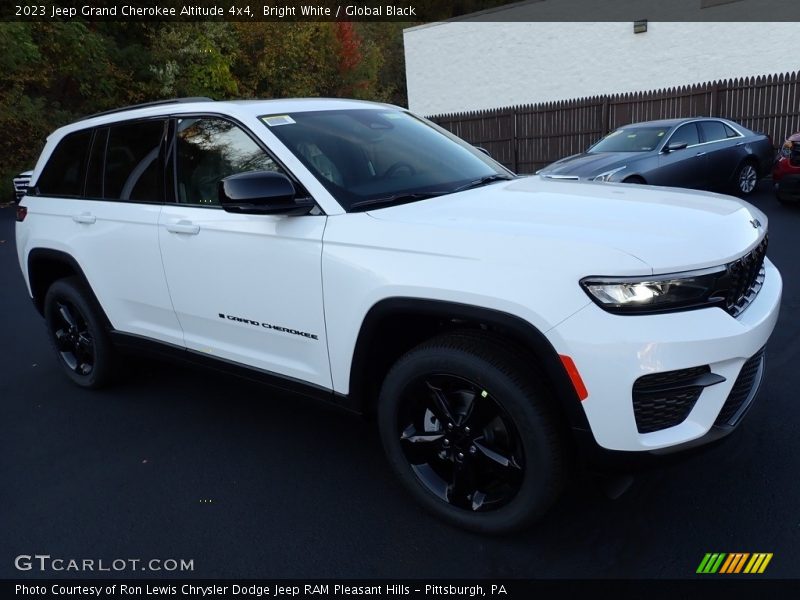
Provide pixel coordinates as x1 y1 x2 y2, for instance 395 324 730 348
30 120 184 346
157 115 331 388
697 120 744 190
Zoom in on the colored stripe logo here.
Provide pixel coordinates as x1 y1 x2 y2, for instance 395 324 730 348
697 553 773 574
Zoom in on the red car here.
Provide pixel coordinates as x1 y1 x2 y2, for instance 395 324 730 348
773 133 800 204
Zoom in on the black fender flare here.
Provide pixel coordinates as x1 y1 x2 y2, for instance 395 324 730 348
348 297 592 434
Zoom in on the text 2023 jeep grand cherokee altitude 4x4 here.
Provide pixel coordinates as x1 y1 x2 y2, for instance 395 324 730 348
15 98 781 533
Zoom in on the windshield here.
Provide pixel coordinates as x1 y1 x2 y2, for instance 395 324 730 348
589 126 671 153
260 109 511 211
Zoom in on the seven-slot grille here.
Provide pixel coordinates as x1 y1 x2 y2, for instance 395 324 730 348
723 235 768 318
13 175 30 200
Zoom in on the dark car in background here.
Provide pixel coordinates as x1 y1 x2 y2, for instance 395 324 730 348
537 117 775 196
11 171 32 203
773 132 800 204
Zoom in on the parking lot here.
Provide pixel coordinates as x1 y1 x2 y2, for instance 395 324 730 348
1 182 798 580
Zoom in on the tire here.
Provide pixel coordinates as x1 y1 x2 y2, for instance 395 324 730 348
377 332 565 533
734 161 759 196
622 176 645 185
43 277 117 389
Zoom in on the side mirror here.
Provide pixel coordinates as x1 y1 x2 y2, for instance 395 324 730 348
664 141 688 153
219 171 314 216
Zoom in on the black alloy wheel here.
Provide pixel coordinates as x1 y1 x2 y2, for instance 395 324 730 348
378 332 565 533
44 277 117 388
398 374 524 512
51 299 94 376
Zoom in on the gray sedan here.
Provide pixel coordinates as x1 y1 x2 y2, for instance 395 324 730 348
537 117 775 196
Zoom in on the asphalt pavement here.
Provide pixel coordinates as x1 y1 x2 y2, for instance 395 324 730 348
1 183 798 579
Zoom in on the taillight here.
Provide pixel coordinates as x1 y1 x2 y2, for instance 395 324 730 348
16 205 27 222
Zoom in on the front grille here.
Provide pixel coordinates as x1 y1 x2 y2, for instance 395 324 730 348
633 366 711 433
723 235 768 317
13 177 30 199
715 348 766 426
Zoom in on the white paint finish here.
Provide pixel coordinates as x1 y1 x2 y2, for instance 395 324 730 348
16 97 783 456
404 21 800 115
548 257 781 451
321 177 769 395
158 206 332 388
18 197 185 346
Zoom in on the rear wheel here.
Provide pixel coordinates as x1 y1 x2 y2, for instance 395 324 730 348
377 333 565 533
735 161 758 196
44 277 116 389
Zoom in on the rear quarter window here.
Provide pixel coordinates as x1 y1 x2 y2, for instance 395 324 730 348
36 130 93 197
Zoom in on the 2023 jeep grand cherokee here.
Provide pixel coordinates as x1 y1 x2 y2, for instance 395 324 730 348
15 98 781 533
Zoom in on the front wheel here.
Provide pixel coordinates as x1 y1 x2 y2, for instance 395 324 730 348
377 333 565 533
44 277 117 389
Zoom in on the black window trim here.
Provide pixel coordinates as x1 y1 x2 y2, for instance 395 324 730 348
167 111 321 213
33 128 94 200
102 117 168 205
83 127 109 200
33 116 170 206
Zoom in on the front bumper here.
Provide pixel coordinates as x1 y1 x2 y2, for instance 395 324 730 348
547 257 781 453
776 174 800 203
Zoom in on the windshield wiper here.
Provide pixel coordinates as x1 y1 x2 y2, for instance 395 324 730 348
350 191 446 211
452 174 515 193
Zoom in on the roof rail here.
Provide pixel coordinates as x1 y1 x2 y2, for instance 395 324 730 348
78 97 214 121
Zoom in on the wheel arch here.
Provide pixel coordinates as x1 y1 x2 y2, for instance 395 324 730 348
27 248 112 328
622 174 647 184
348 297 591 434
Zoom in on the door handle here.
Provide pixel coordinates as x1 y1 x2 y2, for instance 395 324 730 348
166 220 200 235
72 212 96 225
695 152 707 157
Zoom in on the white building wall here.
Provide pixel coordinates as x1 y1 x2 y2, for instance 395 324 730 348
404 20 800 115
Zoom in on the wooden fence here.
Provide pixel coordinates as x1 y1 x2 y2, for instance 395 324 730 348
429 71 800 174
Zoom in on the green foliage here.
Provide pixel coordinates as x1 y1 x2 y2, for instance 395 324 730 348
0 17 453 187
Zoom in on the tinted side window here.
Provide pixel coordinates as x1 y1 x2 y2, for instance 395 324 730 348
104 120 166 202
669 123 700 147
724 123 741 138
37 130 92 197
699 121 728 143
176 118 281 205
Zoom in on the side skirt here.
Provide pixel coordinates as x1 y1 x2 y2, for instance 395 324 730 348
109 331 360 414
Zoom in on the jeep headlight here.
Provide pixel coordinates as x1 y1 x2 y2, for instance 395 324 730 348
580 266 727 314
592 166 627 182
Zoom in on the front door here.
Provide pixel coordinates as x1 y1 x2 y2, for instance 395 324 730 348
157 116 331 388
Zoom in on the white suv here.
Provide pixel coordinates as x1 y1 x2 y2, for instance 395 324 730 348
15 98 781 533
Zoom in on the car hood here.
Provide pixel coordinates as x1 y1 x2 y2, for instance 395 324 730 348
366 176 767 273
539 152 646 178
